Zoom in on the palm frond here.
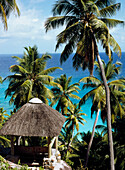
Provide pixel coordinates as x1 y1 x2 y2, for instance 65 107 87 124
99 3 121 17
101 18 124 28
39 67 62 75
45 16 77 32
109 34 122 56
68 94 81 100
52 0 80 16
0 3 7 30
12 55 24 63
0 136 10 147
80 76 101 85
96 125 107 136
10 65 28 74
37 75 54 81
56 21 80 53
13 0 20 16
96 0 115 9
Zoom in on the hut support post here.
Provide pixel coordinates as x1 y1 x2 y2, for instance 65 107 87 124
16 136 19 146
11 136 14 156
48 137 51 158
54 136 58 151
18 136 21 145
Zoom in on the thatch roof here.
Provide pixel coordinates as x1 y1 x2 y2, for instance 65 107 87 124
0 98 66 137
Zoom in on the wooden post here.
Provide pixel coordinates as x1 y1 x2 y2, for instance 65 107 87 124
16 136 19 146
48 137 51 158
11 136 14 156
18 136 21 145
54 136 58 151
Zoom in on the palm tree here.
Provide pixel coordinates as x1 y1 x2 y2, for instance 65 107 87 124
79 59 125 167
0 107 10 147
45 1 124 169
0 107 9 125
50 74 80 115
45 0 123 74
58 126 73 159
0 0 20 30
4 45 62 109
65 103 86 146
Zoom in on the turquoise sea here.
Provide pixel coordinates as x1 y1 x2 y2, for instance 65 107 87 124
0 52 125 133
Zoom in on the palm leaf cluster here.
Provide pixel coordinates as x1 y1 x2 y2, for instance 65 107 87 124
0 107 9 126
51 74 80 114
58 127 73 159
45 0 124 75
0 107 10 147
0 0 20 30
4 46 61 109
65 103 86 132
79 59 125 123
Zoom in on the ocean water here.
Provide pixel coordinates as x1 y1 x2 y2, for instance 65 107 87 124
0 52 125 133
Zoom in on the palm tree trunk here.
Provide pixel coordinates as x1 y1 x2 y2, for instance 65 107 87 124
68 124 74 149
85 109 100 168
70 124 74 146
97 54 115 170
66 125 74 156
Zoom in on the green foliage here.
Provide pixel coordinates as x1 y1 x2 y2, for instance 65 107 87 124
58 116 125 169
4 45 62 109
20 165 29 170
0 108 9 125
0 108 10 147
58 127 73 159
0 155 30 170
65 131 110 170
65 103 86 132
51 74 80 114
80 59 125 123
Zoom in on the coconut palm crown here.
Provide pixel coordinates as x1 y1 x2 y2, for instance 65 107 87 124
4 45 62 109
50 74 81 114
45 0 124 75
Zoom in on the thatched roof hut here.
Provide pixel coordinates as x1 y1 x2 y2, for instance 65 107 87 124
0 98 66 137
0 98 66 158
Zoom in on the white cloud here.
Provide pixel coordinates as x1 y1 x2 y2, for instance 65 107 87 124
30 0 45 3
32 19 39 22
0 1 65 54
0 7 45 39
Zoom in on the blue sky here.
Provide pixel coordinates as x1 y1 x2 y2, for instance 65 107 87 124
0 0 125 54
